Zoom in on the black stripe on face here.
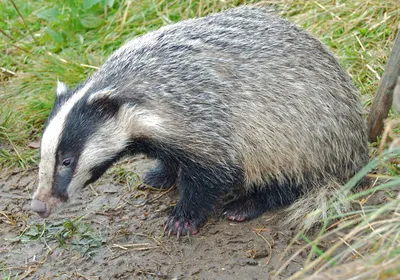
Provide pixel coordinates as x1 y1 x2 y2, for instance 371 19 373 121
51 95 121 199
52 155 77 201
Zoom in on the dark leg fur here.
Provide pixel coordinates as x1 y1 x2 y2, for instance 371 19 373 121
224 184 302 222
141 160 178 190
165 163 238 237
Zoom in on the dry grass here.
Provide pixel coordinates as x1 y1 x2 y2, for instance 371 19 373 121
1 0 400 279
274 142 400 279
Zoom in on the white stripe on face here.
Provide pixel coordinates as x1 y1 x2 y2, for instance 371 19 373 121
66 105 166 196
33 80 94 202
66 118 130 197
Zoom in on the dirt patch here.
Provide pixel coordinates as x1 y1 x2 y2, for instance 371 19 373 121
1 157 307 279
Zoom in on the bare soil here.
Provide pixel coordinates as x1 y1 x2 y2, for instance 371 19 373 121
1 156 308 279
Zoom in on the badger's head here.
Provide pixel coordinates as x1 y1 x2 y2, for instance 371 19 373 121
30 80 133 218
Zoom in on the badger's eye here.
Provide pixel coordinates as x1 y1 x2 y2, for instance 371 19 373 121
62 158 72 167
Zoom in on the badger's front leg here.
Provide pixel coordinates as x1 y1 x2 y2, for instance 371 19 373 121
165 163 233 237
142 160 179 190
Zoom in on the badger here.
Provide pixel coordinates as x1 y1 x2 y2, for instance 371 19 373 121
30 6 369 236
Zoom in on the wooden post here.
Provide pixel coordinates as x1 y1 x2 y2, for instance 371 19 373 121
367 29 400 142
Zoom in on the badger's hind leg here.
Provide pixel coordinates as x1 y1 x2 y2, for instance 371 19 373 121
223 184 302 222
165 163 238 237
141 160 179 190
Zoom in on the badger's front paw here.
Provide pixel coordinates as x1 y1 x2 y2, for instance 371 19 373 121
164 207 203 237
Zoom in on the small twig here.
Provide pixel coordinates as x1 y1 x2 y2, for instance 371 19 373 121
355 34 366 52
131 247 159 251
120 0 133 31
366 174 396 180
4 167 38 180
0 265 38 271
135 184 176 207
366 64 381 80
0 211 12 220
18 266 37 280
368 14 391 32
39 245 58 264
251 227 271 233
79 63 99 70
88 184 99 196
1 67 16 76
150 236 163 246
147 185 176 204
47 51 68 63
111 243 157 251
135 270 163 278
73 271 92 280
338 237 364 258
313 1 341 20
255 232 273 265
4 133 25 167
0 28 30 52
378 120 400 154
9 0 39 46
46 52 99 70
94 209 122 217
113 243 151 248
1 42 30 55
0 27 15 41
326 214 360 230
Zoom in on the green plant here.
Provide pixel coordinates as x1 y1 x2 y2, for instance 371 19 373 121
19 217 104 258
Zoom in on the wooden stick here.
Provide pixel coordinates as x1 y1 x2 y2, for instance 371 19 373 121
367 29 400 142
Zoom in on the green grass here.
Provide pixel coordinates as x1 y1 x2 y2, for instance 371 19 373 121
1 0 400 277
1 262 16 280
0 0 252 169
1 0 399 168
278 0 399 97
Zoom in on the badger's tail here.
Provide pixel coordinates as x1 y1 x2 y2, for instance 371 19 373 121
283 179 354 231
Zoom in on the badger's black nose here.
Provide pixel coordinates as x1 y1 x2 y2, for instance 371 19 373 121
30 199 51 218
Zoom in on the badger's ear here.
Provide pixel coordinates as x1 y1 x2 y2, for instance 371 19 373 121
87 89 115 103
56 80 69 96
87 88 120 116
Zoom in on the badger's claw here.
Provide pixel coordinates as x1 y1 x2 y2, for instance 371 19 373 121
223 195 269 222
164 214 200 238
224 212 248 222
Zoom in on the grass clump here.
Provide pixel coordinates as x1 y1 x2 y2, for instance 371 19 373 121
0 0 251 169
274 148 400 279
277 0 399 98
19 217 104 259
1 0 398 168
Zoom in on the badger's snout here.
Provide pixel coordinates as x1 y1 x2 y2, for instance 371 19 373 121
30 199 51 218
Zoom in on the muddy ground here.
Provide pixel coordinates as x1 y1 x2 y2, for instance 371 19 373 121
1 156 315 279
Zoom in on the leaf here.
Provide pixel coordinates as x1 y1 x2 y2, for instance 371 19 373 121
36 8 60 22
80 16 104 29
82 0 101 10
20 225 42 242
27 141 40 149
44 27 64 44
76 34 84 44
103 0 114 8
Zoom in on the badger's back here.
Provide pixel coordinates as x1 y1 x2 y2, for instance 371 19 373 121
87 6 368 187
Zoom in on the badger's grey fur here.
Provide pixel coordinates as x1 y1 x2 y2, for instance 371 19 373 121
31 6 369 236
